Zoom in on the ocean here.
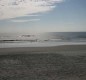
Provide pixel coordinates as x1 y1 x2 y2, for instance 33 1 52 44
0 32 86 48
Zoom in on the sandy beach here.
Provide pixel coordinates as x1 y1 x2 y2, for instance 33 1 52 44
0 45 86 80
0 45 86 55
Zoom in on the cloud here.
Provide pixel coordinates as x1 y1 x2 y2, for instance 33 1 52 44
11 19 40 22
28 15 40 17
0 0 64 20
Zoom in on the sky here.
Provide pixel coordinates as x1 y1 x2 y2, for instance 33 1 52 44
0 0 86 33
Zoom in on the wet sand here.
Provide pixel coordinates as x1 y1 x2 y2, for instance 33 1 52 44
0 45 86 55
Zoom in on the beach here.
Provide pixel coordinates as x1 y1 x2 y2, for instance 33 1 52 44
0 0 86 79
0 45 86 80
0 45 86 55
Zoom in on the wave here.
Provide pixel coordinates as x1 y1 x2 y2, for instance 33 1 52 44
0 32 86 44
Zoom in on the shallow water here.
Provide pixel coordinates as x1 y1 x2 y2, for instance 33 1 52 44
0 32 86 48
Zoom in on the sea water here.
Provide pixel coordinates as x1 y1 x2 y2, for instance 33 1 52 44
0 32 86 48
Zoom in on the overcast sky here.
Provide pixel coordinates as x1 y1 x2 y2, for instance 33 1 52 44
0 0 86 33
